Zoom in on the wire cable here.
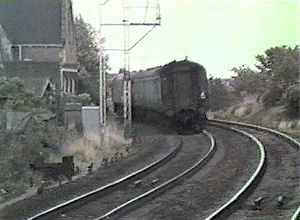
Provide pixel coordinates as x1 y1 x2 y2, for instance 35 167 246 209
143 0 150 23
128 25 156 51
100 0 110 5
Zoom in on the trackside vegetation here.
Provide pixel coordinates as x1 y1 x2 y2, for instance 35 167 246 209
209 45 299 134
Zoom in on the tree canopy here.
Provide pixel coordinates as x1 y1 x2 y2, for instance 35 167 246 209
75 16 110 104
231 45 299 116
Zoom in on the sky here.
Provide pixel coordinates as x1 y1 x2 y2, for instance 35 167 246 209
72 0 299 78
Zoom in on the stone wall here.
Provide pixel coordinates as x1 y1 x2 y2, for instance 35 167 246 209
82 106 102 140
64 103 82 133
0 24 12 68
22 47 62 62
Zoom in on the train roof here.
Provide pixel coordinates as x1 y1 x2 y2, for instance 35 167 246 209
131 60 204 79
111 60 205 81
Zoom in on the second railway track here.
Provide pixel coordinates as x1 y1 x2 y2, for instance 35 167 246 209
120 120 299 220
2 120 298 220
210 119 299 220
35 131 215 219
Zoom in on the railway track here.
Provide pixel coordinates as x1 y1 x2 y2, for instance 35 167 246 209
120 120 299 220
0 129 180 220
3 120 298 220
209 119 299 220
27 138 181 220
29 131 214 219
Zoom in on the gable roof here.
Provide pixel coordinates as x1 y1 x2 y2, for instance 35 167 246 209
0 0 62 44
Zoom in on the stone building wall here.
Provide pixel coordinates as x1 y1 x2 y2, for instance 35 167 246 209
64 103 82 133
0 24 12 69
22 47 62 62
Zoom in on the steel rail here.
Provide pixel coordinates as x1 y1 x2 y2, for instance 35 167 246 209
291 205 300 220
27 137 181 220
95 130 216 220
205 127 266 220
209 119 300 220
209 119 299 150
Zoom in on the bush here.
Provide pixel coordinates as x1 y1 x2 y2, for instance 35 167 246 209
261 86 284 107
64 93 92 106
208 78 240 111
0 78 63 201
286 85 299 118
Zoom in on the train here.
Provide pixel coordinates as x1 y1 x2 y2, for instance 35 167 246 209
111 59 209 130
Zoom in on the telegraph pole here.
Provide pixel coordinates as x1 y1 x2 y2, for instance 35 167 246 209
123 0 132 129
99 1 107 134
100 0 161 134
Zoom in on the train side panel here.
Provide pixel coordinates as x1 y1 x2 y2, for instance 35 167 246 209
133 76 164 111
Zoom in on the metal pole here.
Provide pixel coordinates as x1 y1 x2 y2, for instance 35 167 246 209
99 3 106 133
103 55 106 126
60 67 64 97
123 0 132 128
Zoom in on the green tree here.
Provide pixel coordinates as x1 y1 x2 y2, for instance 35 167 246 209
208 77 239 111
75 16 110 104
231 45 299 116
231 65 268 96
255 45 299 88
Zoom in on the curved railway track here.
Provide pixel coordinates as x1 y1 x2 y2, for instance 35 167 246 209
3 120 298 220
0 131 180 220
27 138 181 220
122 123 264 219
209 119 299 220
32 131 215 220
120 120 298 220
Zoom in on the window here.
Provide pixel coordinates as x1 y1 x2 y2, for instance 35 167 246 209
11 46 19 61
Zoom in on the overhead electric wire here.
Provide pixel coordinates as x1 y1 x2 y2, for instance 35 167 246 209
128 25 156 51
100 0 111 5
143 0 150 23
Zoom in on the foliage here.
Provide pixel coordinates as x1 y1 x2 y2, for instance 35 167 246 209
208 77 240 111
286 84 299 117
231 66 268 95
260 86 284 107
255 45 299 88
75 16 110 104
0 77 40 111
0 78 63 200
231 45 299 116
64 93 92 106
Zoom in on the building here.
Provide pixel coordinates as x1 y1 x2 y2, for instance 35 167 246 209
0 0 79 96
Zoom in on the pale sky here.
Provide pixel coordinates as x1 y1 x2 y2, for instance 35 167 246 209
72 0 299 78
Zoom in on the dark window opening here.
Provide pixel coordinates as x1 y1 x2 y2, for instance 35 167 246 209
11 46 19 61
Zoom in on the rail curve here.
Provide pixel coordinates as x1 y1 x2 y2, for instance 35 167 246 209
27 136 181 220
95 130 216 219
209 119 300 220
205 127 266 220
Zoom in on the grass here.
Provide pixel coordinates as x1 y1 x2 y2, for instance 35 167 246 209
59 120 132 174
210 101 299 137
